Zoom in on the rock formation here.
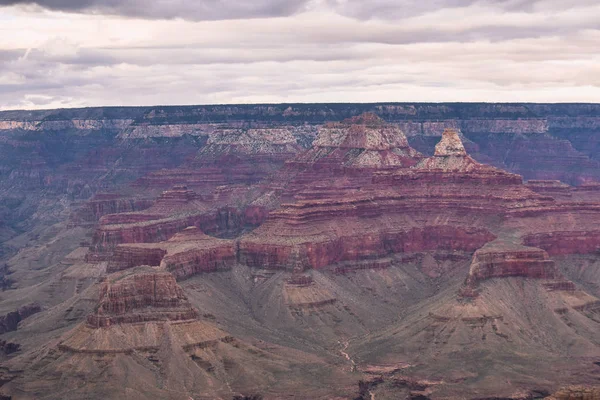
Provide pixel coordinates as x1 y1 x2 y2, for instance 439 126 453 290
136 126 302 191
240 125 552 271
107 226 236 280
466 240 558 285
86 267 198 327
549 386 600 400
0 304 41 335
2 107 600 399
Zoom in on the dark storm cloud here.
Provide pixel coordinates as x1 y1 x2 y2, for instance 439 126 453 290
0 0 310 20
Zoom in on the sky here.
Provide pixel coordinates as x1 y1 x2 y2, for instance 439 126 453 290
0 0 599 109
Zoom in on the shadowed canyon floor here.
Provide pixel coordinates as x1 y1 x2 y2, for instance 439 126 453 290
0 106 599 399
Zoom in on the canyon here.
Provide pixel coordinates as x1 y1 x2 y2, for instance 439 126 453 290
0 104 599 399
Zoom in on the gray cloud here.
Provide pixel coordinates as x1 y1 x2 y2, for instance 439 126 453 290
324 0 600 19
0 0 310 20
0 0 599 109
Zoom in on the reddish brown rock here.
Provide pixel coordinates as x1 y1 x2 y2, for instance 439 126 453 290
107 246 167 273
88 186 215 257
240 127 553 271
525 180 572 198
466 240 558 285
523 231 600 256
549 386 600 400
161 227 236 280
70 193 154 226
107 227 236 280
278 113 422 191
87 267 198 328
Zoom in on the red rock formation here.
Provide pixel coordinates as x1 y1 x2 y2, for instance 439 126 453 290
161 227 236 280
549 386 600 400
107 246 167 273
523 231 600 256
525 180 572 197
70 193 154 225
87 186 216 258
240 126 514 270
466 240 558 285
278 113 422 191
89 213 215 253
87 267 198 328
107 227 236 280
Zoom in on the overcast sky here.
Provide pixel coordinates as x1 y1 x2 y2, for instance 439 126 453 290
0 0 599 109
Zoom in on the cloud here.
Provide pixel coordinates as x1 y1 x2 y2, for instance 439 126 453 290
0 1 599 109
0 0 311 20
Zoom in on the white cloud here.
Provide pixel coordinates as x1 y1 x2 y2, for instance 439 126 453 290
0 1 599 109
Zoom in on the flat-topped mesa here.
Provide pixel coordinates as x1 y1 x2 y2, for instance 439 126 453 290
107 227 236 279
161 227 236 280
69 193 155 225
87 185 218 258
248 114 423 211
155 185 201 205
87 267 199 328
466 240 558 287
317 113 410 150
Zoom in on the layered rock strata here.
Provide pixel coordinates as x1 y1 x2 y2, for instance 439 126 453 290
107 227 236 280
240 127 550 270
88 186 213 256
466 240 558 285
136 127 302 191
86 267 198 328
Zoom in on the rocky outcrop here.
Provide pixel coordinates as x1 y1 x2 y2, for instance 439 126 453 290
136 127 302 190
88 186 213 255
434 128 467 156
107 246 167 273
0 339 21 355
548 386 600 400
90 214 213 253
70 193 154 225
0 304 42 334
288 113 422 173
239 125 511 270
107 227 236 279
523 231 600 256
160 227 236 280
87 267 198 328
466 240 558 285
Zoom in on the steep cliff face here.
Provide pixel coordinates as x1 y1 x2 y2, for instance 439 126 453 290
107 226 236 279
466 240 558 285
549 386 600 400
240 125 532 270
87 267 198 327
290 113 422 171
2 105 600 400
136 126 303 191
0 304 41 335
